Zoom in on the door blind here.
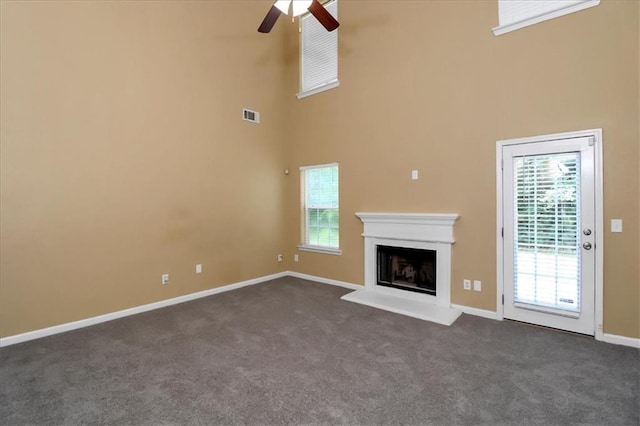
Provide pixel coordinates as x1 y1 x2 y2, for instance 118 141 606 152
513 152 581 313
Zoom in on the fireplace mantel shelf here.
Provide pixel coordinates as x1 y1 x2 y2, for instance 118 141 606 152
355 212 460 244
355 212 459 224
342 212 462 326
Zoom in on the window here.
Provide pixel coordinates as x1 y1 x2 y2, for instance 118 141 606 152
299 163 340 254
492 0 600 36
298 0 338 99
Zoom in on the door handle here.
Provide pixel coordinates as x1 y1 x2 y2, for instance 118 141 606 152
583 242 592 250
583 228 592 236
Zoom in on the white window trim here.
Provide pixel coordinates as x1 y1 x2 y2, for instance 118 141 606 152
492 0 600 36
297 80 340 99
299 162 339 172
300 162 341 255
297 244 342 255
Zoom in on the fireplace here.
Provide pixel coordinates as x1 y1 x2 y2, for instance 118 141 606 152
377 245 437 295
341 212 461 326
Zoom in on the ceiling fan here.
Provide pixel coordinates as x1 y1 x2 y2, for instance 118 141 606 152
258 0 339 33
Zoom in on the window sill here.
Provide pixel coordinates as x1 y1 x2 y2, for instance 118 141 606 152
297 245 342 255
297 80 339 99
492 0 599 36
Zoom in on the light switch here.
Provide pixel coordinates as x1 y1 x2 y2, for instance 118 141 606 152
411 170 419 180
611 219 623 233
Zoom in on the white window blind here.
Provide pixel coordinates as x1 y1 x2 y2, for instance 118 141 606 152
493 0 600 36
513 153 581 314
299 163 340 253
298 0 338 99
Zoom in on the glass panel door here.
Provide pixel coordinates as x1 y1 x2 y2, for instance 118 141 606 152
502 136 595 335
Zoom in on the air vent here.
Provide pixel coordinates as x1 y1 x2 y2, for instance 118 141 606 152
242 108 260 123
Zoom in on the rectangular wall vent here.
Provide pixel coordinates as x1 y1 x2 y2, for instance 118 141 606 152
242 108 260 123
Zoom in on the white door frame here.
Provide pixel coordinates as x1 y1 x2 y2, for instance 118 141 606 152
496 128 604 341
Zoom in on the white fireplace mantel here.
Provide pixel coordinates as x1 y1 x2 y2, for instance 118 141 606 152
341 212 462 326
355 212 459 243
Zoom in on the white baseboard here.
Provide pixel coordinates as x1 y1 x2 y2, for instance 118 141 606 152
451 303 501 321
287 275 640 349
449 306 639 349
0 271 288 348
3 271 638 350
602 333 640 349
286 271 362 291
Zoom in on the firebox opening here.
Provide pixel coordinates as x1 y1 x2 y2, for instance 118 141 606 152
377 245 437 296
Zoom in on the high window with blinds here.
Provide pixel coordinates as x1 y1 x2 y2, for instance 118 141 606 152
299 163 340 254
298 0 338 99
513 153 581 313
493 0 600 36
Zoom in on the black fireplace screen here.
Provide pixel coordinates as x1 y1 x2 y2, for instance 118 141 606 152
377 245 436 295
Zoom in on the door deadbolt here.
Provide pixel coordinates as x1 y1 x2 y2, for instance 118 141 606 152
583 229 592 236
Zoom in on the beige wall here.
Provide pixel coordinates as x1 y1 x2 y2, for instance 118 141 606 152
1 1 638 340
0 1 289 337
283 1 640 338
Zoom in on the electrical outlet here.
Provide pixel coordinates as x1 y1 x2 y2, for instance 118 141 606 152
277 254 283 262
463 279 471 290
195 264 202 274
294 254 299 262
473 280 482 292
162 274 169 285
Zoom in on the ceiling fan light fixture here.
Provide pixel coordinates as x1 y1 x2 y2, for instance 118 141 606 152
291 0 313 17
258 0 338 33
273 0 291 14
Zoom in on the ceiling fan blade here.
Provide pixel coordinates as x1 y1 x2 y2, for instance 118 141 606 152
258 5 283 33
307 0 339 32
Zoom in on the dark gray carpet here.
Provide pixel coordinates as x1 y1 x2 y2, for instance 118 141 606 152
1 277 638 425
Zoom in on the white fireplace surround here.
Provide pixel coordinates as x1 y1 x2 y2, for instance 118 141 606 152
341 212 462 326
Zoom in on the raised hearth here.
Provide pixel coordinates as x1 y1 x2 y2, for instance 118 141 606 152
341 212 461 326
